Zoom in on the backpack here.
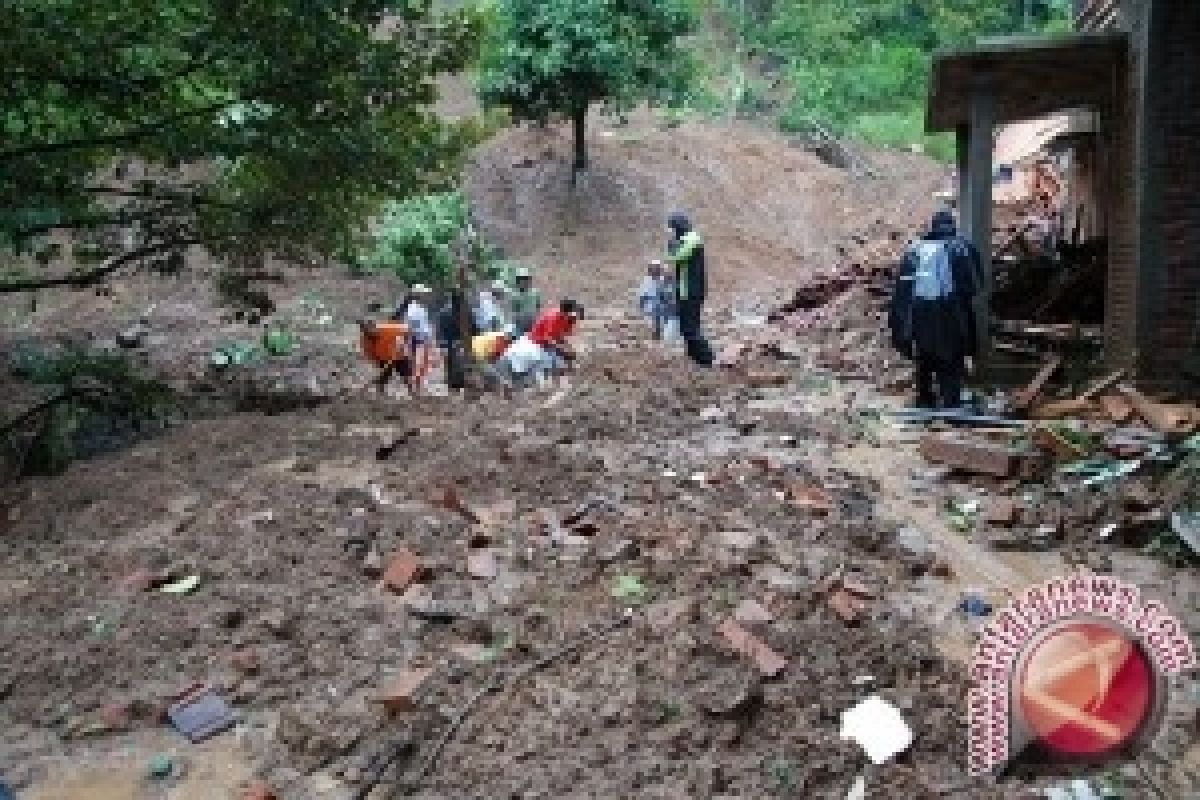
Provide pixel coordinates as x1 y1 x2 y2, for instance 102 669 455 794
911 240 955 301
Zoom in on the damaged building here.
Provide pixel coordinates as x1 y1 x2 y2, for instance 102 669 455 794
927 0 1200 385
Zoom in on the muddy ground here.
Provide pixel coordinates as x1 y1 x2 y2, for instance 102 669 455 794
1 109 1197 799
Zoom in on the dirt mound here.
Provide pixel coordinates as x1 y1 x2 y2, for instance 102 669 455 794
464 110 946 310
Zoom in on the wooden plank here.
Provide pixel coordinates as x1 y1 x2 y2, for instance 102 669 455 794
1077 369 1126 402
1116 385 1199 436
1010 355 1062 411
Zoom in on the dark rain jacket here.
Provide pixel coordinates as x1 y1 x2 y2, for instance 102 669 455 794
888 230 981 364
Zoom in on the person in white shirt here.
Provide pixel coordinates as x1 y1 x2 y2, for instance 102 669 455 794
475 280 508 333
395 284 435 395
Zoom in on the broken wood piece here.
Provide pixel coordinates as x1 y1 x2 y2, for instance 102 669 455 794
1029 398 1093 420
1098 393 1134 424
1077 369 1126 402
1011 355 1062 411
1032 427 1086 462
717 619 788 677
1117 385 1199 436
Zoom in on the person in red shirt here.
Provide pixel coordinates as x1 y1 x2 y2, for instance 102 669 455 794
527 298 582 374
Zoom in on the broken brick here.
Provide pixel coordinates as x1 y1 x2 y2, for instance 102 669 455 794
827 589 867 625
98 702 133 732
920 435 1045 479
241 781 277 800
378 668 432 714
986 500 1021 526
787 483 835 515
381 548 424 594
230 648 261 675
717 619 787 678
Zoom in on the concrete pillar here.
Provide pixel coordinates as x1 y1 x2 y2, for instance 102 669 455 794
965 86 995 361
955 125 970 220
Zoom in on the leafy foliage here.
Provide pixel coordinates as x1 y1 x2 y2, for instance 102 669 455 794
5 346 175 475
477 0 698 170
351 191 473 287
716 0 1072 157
0 0 482 291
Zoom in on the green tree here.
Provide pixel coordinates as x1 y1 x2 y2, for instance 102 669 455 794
477 0 696 176
0 0 482 293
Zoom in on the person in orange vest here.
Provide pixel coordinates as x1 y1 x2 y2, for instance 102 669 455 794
358 319 412 394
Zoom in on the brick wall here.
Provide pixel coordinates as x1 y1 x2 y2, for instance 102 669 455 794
1142 2 1200 378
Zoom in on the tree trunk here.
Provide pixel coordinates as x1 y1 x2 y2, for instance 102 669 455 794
571 106 587 177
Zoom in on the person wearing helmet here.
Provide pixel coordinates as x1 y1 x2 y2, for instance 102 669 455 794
666 212 713 366
508 267 542 336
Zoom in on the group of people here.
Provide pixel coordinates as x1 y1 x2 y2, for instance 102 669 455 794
359 266 583 396
361 206 983 410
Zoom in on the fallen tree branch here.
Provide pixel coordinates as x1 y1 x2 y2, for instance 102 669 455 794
376 610 633 798
0 238 203 293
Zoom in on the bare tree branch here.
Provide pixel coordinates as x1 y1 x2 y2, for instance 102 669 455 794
0 239 203 294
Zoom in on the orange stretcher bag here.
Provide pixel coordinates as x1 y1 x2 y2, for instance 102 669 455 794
361 322 409 365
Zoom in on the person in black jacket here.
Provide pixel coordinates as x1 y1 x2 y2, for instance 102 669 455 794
888 210 981 409
666 211 714 366
437 289 479 391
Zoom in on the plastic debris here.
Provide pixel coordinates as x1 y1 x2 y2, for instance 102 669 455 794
159 575 201 594
148 754 174 779
958 592 993 617
845 775 867 800
839 694 913 764
1170 512 1200 557
168 685 236 743
611 574 645 600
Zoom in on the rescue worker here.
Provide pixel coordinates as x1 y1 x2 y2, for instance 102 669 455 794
665 212 713 366
508 267 543 336
888 210 981 410
359 318 411 394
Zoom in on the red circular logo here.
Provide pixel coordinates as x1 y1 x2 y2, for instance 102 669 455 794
1017 619 1157 757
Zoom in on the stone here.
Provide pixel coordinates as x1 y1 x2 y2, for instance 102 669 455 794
260 610 294 639
716 619 787 678
986 500 1021 526
717 530 757 550
733 599 773 625
230 648 261 675
466 549 499 580
379 668 433 714
644 596 695 634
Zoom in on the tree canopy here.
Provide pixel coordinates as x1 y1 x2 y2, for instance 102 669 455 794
715 0 1072 157
477 0 696 173
0 0 482 292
